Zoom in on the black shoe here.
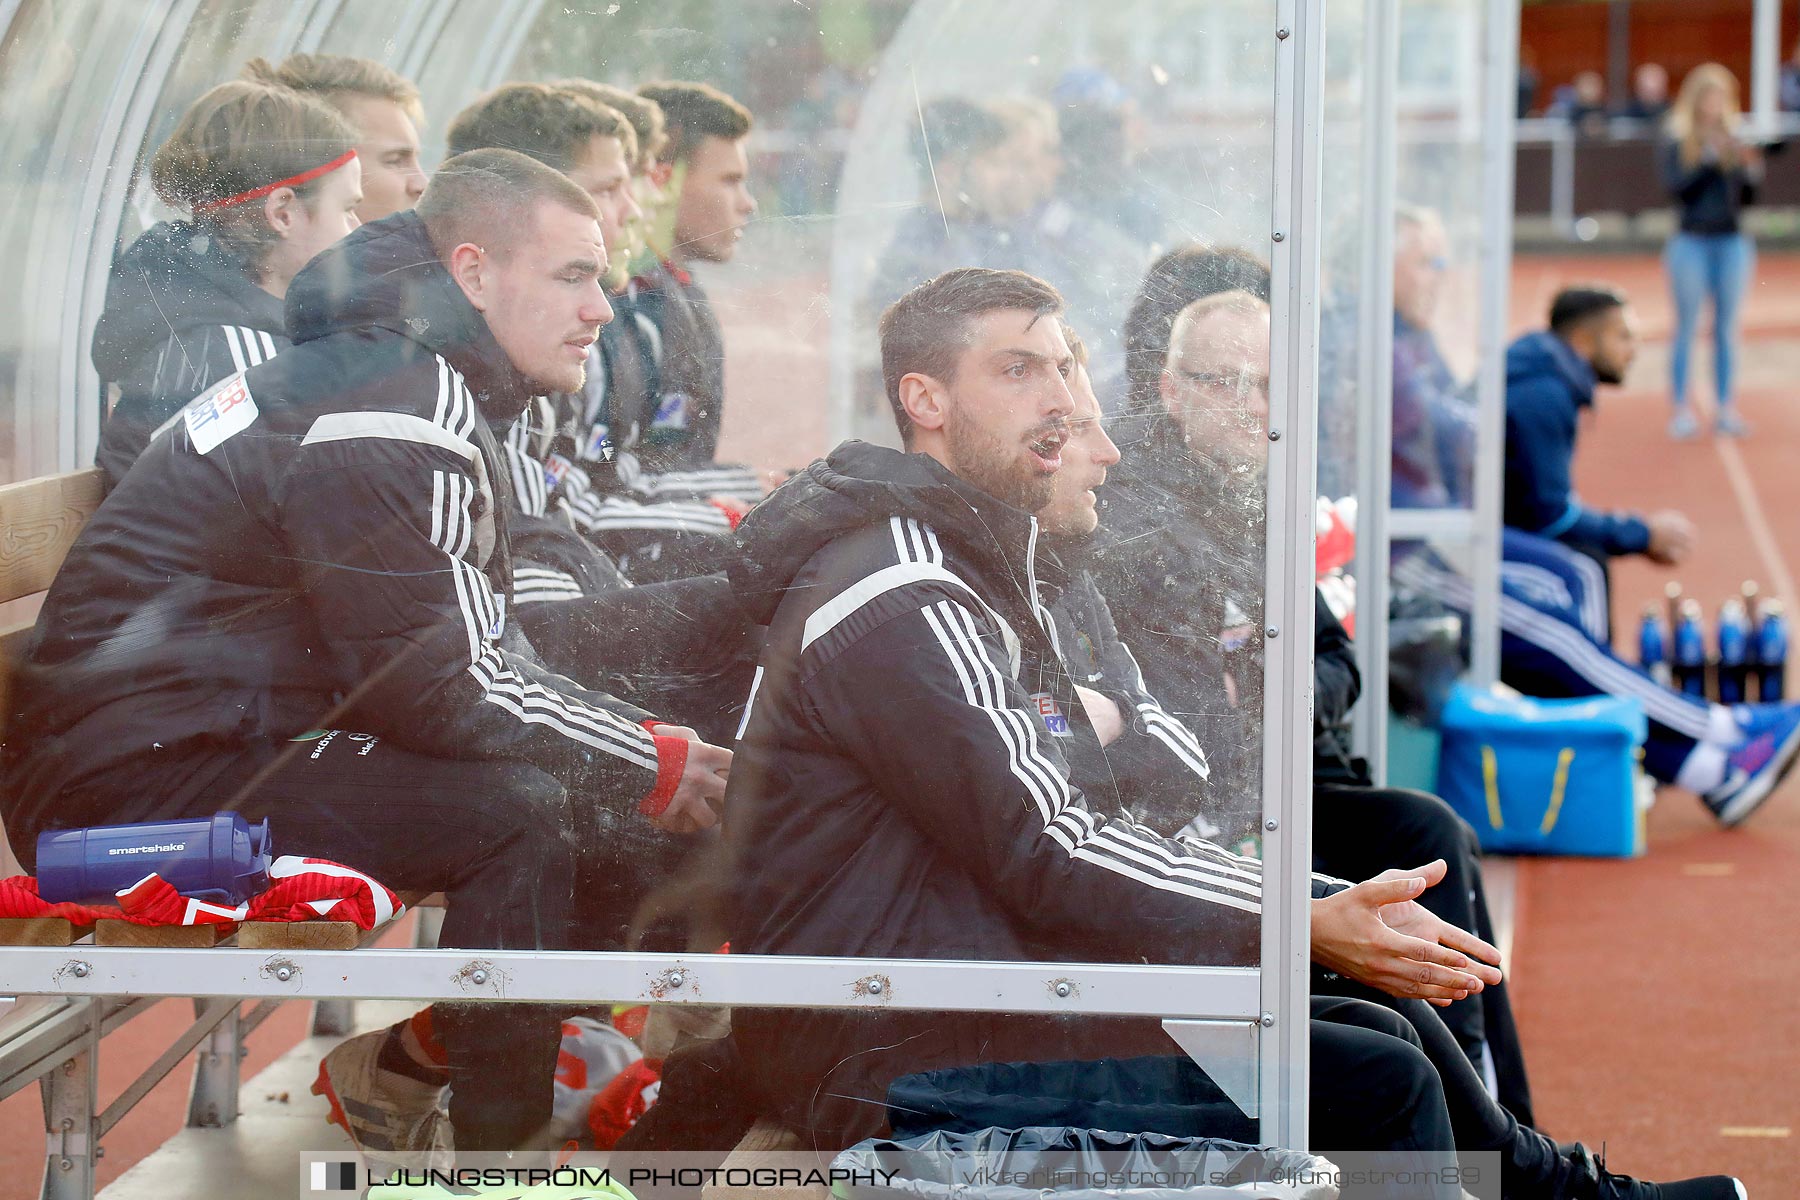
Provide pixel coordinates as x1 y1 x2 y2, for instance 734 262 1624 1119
1557 1143 1745 1200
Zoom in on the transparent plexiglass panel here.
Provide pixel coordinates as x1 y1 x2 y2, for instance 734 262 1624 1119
0 0 1318 1166
1393 0 1484 515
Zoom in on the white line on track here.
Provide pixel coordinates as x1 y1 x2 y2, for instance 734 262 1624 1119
1690 393 1798 610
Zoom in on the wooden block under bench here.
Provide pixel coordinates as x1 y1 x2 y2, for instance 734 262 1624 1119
0 917 91 946
237 921 363 950
94 921 228 948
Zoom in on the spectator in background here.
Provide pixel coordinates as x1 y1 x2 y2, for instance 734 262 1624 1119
1516 46 1540 118
92 80 362 486
1391 206 1475 509
1661 63 1764 440
1054 67 1159 245
243 54 427 222
991 94 1144 375
866 96 1031 315
1781 38 1800 112
1621 62 1671 125
1551 70 1609 137
1504 285 1694 595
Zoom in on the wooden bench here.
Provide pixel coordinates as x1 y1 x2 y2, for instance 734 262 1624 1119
0 468 391 952
0 467 422 1199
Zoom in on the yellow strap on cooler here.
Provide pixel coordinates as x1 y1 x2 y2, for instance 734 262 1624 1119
1539 746 1576 835
1480 745 1503 829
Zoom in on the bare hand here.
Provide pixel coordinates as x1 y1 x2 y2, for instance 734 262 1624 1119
1310 860 1504 1006
1074 686 1124 747
648 724 731 834
1645 510 1695 565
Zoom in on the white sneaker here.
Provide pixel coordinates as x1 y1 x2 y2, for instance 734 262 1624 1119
311 1027 453 1169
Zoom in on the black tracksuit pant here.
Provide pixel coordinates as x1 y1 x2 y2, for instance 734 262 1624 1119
38 731 698 1152
1314 781 1535 1129
622 995 1460 1200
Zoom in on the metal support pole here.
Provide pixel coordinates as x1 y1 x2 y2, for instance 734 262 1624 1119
1549 124 1576 240
413 906 445 949
310 999 357 1038
1606 0 1631 114
1351 0 1398 779
1753 0 1781 135
37 1001 98 1200
1469 0 1521 686
1264 0 1327 1152
184 999 242 1128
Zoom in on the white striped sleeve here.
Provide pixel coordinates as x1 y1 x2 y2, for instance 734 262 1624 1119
917 597 1263 914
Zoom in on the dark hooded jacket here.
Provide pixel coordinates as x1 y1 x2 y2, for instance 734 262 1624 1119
724 441 1318 1145
1088 416 1262 829
3 212 676 851
91 221 289 488
1038 540 1217 838
1502 329 1649 558
1090 416 1366 796
530 271 759 584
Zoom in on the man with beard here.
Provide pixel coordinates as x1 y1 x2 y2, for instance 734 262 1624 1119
720 267 1525 1191
1504 286 1694 577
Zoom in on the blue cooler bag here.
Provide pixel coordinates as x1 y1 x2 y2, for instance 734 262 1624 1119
1436 684 1647 857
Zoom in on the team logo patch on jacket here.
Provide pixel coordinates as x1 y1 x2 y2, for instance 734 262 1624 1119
650 391 690 431
183 374 258 455
1031 692 1072 737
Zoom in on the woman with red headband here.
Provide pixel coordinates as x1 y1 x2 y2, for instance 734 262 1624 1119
93 79 363 486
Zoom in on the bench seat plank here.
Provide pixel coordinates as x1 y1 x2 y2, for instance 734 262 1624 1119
0 917 91 946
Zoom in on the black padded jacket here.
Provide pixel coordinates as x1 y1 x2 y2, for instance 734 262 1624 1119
3 212 677 850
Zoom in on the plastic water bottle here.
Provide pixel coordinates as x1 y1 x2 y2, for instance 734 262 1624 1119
1638 604 1671 688
36 813 273 906
1716 598 1751 705
1672 599 1709 699
1665 581 1685 643
1757 600 1788 702
1742 581 1763 699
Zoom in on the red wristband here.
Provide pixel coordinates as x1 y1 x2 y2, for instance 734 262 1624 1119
707 498 744 530
638 722 689 817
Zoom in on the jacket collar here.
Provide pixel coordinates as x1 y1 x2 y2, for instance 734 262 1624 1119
284 211 538 423
732 440 1055 627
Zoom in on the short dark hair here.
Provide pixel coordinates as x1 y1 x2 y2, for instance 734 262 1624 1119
910 97 1008 173
558 79 665 169
417 147 600 259
879 268 1064 444
242 54 424 125
1549 285 1627 337
446 82 635 172
635 80 752 164
1121 244 1272 416
1059 318 1089 368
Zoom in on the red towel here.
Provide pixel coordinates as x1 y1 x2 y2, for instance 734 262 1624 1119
0 856 402 930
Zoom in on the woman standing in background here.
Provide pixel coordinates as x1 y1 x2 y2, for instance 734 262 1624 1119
1661 63 1763 440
